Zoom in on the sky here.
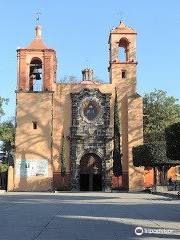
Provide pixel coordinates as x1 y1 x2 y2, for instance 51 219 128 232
0 0 180 121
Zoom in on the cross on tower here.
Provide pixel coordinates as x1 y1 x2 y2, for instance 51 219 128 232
118 11 124 23
34 11 42 24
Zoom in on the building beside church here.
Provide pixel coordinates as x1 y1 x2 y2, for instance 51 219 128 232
8 21 144 192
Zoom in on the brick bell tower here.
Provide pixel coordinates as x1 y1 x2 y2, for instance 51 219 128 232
109 21 144 190
11 25 57 191
17 25 57 91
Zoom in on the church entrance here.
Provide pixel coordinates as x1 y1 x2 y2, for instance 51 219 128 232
80 153 102 191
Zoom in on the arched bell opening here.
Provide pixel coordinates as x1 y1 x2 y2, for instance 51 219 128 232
118 38 129 62
29 58 43 91
80 153 102 191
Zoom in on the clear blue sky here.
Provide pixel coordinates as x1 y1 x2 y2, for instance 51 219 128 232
0 0 180 121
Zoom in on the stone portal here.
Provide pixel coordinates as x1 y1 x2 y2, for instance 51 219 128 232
70 88 113 191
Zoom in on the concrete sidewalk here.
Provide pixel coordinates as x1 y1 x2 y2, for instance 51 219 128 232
0 192 179 240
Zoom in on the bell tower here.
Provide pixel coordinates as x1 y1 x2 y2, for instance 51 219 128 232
109 21 137 94
17 25 57 91
109 21 144 191
13 25 57 192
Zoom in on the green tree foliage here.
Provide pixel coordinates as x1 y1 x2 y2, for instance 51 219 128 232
60 135 66 176
0 127 13 179
165 122 180 161
0 97 8 119
133 143 179 185
113 90 122 176
0 121 15 153
0 163 8 173
0 98 11 173
143 89 180 143
133 143 179 167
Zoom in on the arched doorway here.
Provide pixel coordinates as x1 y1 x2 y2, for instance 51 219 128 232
80 153 102 191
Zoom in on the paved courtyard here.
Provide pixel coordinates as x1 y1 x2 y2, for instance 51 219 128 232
0 192 179 240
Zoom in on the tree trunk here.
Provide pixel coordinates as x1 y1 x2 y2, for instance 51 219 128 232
163 166 169 185
153 167 157 190
158 166 163 185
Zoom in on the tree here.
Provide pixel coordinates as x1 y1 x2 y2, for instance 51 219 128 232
165 122 180 160
59 75 105 84
0 121 15 154
92 75 105 84
59 75 80 84
113 90 122 176
0 97 8 120
133 143 179 186
0 121 14 189
143 89 180 143
0 98 12 176
142 90 180 185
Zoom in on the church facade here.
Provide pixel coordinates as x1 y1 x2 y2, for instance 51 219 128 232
8 21 144 192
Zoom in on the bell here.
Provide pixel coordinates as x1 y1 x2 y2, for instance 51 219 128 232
32 67 42 80
35 73 41 80
32 68 39 74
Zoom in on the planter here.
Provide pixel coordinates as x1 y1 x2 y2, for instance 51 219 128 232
154 185 168 192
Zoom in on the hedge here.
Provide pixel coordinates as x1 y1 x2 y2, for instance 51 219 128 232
133 142 179 167
165 122 180 161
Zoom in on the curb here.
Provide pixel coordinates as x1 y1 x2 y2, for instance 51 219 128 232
152 191 180 199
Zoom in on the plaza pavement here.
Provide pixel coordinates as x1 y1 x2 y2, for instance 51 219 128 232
0 192 179 240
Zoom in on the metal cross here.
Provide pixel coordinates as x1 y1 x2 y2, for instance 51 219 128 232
118 11 124 23
35 11 42 23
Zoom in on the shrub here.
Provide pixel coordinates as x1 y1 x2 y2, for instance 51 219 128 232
165 122 180 160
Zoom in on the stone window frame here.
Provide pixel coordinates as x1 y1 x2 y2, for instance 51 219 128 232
79 96 103 125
